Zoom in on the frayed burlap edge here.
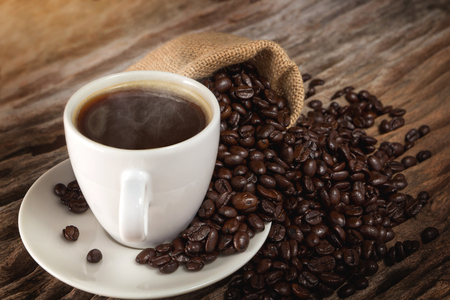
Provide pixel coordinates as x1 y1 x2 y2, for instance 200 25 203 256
127 32 304 127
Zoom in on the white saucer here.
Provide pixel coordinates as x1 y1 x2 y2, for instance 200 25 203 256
18 159 271 299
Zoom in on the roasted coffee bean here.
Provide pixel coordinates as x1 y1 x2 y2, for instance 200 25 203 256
421 227 440 244
319 272 344 287
291 283 311 299
343 248 359 267
186 257 205 271
385 247 396 266
62 225 79 241
159 260 179 274
389 108 406 117
345 92 360 103
215 77 232 93
417 191 430 202
302 74 312 82
186 241 205 254
305 233 320 248
359 225 380 240
405 129 420 143
352 276 369 290
234 231 250 252
416 150 432 162
247 213 265 232
395 241 406 262
222 218 240 234
298 271 319 289
232 192 258 210
68 198 89 214
304 210 323 225
86 249 102 263
338 283 356 298
307 256 335 273
136 248 157 264
390 117 405 130
401 156 418 168
418 125 431 136
54 183 68 196
205 228 219 253
365 260 379 276
379 119 391 133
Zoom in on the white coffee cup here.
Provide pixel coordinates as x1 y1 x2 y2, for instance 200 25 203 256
64 71 220 248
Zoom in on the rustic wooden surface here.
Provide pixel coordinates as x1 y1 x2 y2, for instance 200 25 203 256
1 0 450 299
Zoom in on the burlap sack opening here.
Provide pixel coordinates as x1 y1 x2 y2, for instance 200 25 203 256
127 32 304 127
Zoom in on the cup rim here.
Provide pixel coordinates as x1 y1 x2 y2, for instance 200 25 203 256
64 71 220 153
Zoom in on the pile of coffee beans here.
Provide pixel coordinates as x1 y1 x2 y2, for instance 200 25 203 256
54 180 89 214
134 62 435 299
55 60 437 299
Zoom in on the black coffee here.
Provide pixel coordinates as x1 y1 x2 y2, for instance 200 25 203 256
76 82 208 150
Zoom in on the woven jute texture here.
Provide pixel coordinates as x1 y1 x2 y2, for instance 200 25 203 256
127 32 304 126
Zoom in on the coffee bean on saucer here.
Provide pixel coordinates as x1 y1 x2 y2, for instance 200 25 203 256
86 249 102 263
68 198 89 214
67 180 80 191
54 183 67 197
159 260 179 274
421 227 440 244
62 225 79 241
136 248 157 264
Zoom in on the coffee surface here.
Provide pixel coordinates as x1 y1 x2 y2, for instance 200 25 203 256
76 85 207 149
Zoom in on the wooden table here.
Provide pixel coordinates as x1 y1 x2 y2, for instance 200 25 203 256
1 0 450 299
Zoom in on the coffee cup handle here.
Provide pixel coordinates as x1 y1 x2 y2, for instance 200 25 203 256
119 170 151 243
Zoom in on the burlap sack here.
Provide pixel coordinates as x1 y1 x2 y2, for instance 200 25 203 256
127 32 304 126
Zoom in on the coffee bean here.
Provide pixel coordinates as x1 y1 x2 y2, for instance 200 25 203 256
418 125 431 137
234 231 250 252
86 249 102 263
136 248 157 264
159 260 179 274
379 119 391 133
401 156 418 168
405 129 420 143
302 74 312 82
395 241 406 262
291 283 311 299
307 256 335 273
68 198 89 214
215 77 232 93
417 191 430 202
390 117 405 130
54 183 67 197
352 276 369 290
416 150 432 162
385 247 396 266
345 92 360 103
62 225 79 242
338 283 356 298
421 227 440 244
232 192 258 210
186 257 205 271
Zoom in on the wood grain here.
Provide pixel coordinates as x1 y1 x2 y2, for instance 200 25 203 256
1 0 450 299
